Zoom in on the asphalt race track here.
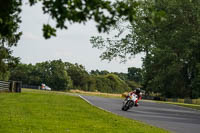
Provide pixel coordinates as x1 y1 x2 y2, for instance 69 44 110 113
80 95 200 133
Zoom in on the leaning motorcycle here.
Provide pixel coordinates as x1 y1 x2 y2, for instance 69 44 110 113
121 93 138 111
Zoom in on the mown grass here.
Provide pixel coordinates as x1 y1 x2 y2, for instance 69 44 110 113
175 103 200 110
154 101 200 111
0 89 169 133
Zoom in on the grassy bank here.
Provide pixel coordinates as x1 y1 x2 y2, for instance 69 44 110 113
69 89 122 98
0 89 169 133
155 101 200 111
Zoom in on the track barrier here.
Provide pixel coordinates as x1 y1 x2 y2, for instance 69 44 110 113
0 80 22 93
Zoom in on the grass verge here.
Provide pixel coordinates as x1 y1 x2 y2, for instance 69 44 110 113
69 89 123 98
0 89 169 133
153 101 200 111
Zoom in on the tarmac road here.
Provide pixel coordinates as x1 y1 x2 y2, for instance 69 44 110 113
80 95 200 133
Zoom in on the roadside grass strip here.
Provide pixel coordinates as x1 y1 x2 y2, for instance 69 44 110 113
0 89 169 133
157 101 200 111
143 100 200 111
69 89 122 98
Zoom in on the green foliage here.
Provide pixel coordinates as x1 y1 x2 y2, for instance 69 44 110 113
91 0 200 98
44 60 73 90
0 46 19 81
94 73 131 93
128 67 142 83
27 0 140 39
126 80 141 90
90 69 110 75
113 71 142 90
141 0 200 98
10 59 141 93
191 63 200 98
90 70 140 93
0 0 22 47
10 60 73 91
106 73 131 93
10 64 33 84
0 0 140 77
65 62 90 91
112 72 127 81
64 63 132 93
0 0 22 80
42 24 56 39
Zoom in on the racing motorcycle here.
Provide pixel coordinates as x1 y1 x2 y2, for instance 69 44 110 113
121 93 139 111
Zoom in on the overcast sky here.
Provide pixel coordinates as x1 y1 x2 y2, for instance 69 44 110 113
12 2 143 73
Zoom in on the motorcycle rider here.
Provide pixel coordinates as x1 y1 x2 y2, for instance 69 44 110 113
126 88 142 106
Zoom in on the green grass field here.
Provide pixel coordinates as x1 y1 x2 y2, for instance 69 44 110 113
0 89 169 133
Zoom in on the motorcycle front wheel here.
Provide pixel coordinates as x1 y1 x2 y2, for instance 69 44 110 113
121 100 131 111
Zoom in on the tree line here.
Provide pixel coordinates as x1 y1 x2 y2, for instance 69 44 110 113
1 0 200 98
9 59 141 94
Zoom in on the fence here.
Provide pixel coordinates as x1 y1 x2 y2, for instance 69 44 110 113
0 80 22 93
0 81 10 92
22 84 40 89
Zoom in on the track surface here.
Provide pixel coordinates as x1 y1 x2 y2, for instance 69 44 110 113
81 95 200 133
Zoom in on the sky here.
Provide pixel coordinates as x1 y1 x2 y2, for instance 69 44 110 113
12 2 143 73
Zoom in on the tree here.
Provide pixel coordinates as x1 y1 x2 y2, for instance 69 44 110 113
28 0 139 39
0 0 22 46
105 73 130 93
10 63 33 84
0 0 141 81
47 60 73 90
191 63 200 98
10 60 73 90
113 72 128 81
65 62 90 90
90 69 109 75
0 0 22 80
91 0 200 98
126 80 141 90
0 47 19 80
94 73 130 93
90 69 100 75
127 67 142 83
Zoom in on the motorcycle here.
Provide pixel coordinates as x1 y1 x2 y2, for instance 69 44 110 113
121 93 139 111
